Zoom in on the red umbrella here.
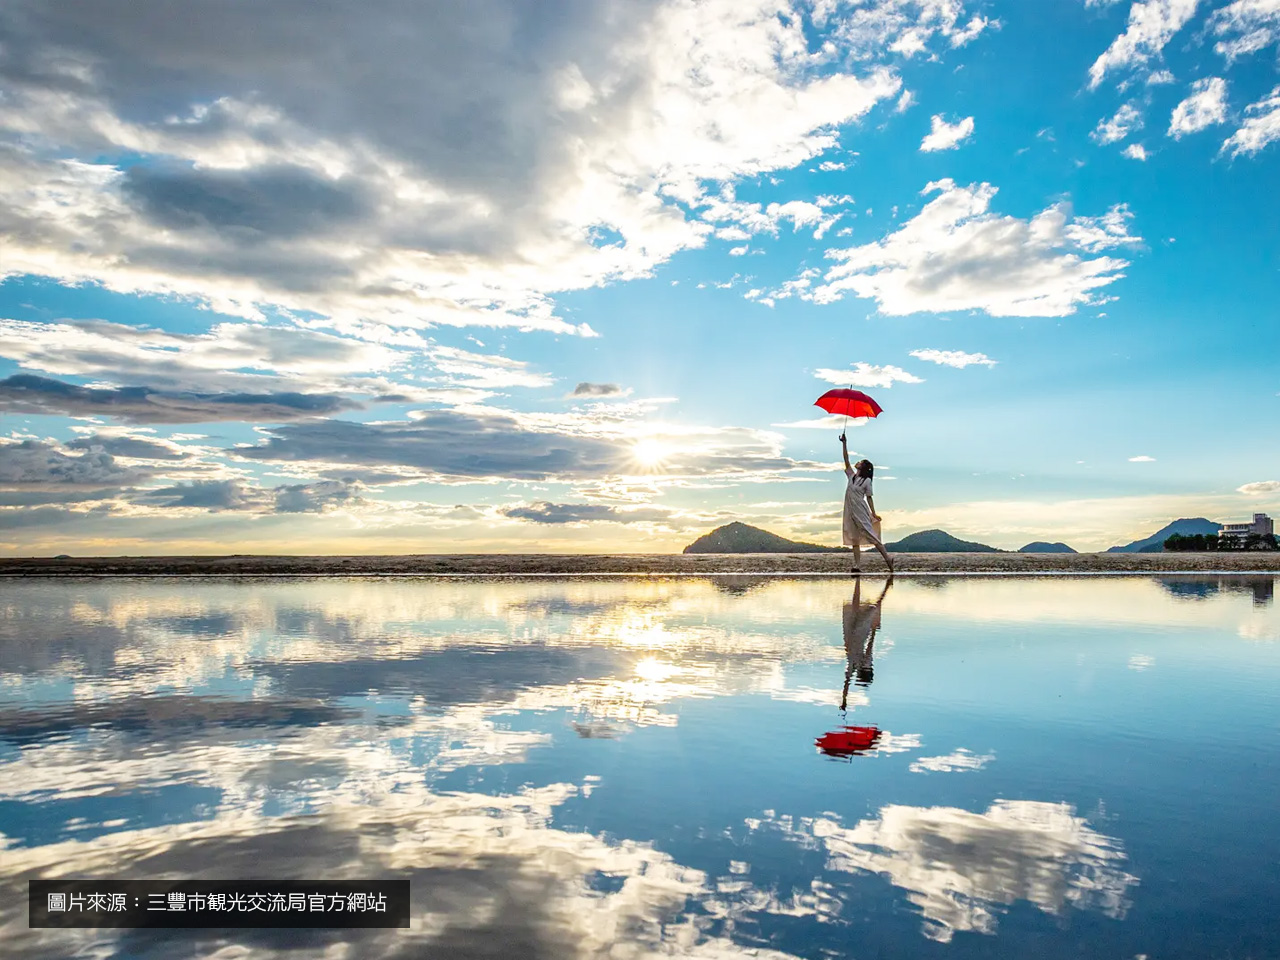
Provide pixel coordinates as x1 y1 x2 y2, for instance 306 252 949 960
814 388 883 420
815 725 882 759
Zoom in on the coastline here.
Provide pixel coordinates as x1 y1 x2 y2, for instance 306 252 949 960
1 551 1278 576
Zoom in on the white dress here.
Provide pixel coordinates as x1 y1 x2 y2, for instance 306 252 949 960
842 470 880 548
843 595 880 668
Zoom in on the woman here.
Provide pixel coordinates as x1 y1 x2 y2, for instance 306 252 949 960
840 433 893 574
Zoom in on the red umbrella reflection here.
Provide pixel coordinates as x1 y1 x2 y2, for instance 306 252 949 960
815 724 881 759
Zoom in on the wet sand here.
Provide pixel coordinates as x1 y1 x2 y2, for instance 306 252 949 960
1 552 1278 576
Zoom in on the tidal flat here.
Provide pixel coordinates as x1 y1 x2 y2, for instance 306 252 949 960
2 550 1280 576
3 574 1279 958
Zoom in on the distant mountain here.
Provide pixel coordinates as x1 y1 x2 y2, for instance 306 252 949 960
683 522 843 554
1019 541 1077 554
1106 518 1221 553
885 529 1002 553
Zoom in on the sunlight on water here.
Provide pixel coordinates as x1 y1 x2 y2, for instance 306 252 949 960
1 575 1278 958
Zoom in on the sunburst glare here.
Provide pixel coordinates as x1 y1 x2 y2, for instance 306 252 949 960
630 437 672 471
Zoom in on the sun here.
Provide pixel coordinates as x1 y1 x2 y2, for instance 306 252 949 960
631 437 671 469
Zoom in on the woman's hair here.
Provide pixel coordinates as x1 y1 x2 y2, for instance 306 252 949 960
854 459 874 479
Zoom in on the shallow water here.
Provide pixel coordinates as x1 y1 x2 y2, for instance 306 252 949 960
2 574 1279 959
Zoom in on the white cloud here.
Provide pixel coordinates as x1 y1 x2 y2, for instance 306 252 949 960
810 180 1140 317
768 200 841 238
1146 68 1176 84
770 414 851 430
1210 0 1280 60
1128 455 1156 461
1168 77 1229 138
814 363 923 388
920 114 976 151
1221 85 1280 156
1064 205 1144 252
0 0 921 336
896 89 917 112
909 748 994 773
1092 102 1144 144
1088 0 1201 89
0 316 560 422
1122 143 1150 159
950 15 994 46
819 0 996 56
909 348 996 368
1239 480 1280 494
424 344 554 389
703 194 841 240
818 160 847 171
766 268 822 303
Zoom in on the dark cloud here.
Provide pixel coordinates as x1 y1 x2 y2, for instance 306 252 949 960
318 468 423 486
502 501 673 525
66 432 190 460
0 319 406 393
134 479 267 511
0 0 907 334
0 504 114 529
235 410 625 481
0 438 149 486
0 488 119 506
133 478 362 514
122 163 372 240
273 479 361 513
571 382 625 397
0 374 361 424
234 410 823 482
0 0 654 205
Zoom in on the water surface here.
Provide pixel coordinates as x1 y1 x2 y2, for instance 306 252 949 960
3 574 1279 958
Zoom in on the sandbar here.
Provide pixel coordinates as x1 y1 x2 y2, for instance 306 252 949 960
1 552 1278 576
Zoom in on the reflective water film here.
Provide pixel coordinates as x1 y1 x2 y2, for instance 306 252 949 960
3 575 1279 958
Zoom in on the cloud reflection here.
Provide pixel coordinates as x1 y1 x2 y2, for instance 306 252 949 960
766 801 1136 942
8 575 1267 955
5 778 798 959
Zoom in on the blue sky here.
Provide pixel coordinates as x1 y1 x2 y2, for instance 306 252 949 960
0 0 1277 554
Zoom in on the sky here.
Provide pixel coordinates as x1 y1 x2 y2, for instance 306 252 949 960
0 0 1277 556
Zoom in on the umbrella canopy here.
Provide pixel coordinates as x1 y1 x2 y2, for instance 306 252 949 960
814 388 882 420
815 724 881 758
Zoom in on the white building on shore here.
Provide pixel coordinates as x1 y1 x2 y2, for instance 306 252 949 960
1219 513 1273 542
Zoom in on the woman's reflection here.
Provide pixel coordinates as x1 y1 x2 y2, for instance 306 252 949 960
840 577 891 712
817 578 893 760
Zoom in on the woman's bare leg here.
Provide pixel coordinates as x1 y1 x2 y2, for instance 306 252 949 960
866 533 894 574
